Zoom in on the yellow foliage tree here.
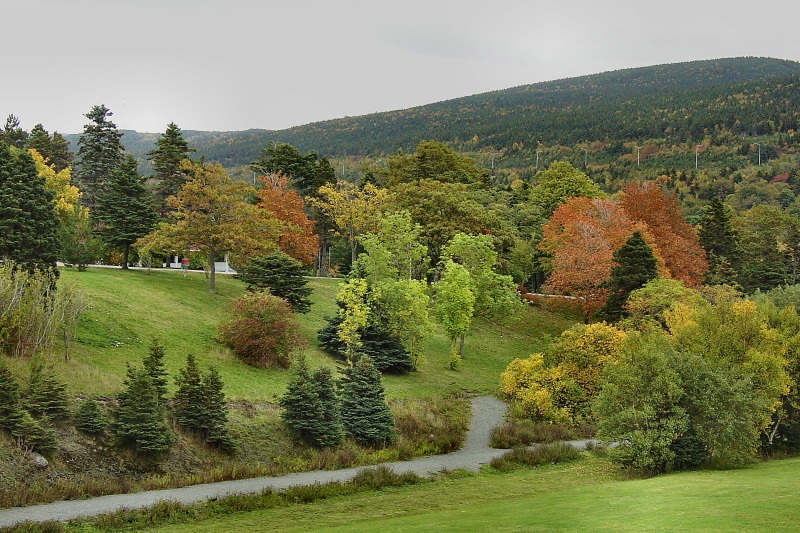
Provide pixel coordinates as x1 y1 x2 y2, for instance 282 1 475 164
30 148 80 220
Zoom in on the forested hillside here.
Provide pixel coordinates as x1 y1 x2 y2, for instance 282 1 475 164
70 57 800 179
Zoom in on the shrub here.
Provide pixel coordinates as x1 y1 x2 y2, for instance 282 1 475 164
237 252 313 313
489 443 581 471
218 290 306 368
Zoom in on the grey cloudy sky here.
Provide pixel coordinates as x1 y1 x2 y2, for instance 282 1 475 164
2 0 799 135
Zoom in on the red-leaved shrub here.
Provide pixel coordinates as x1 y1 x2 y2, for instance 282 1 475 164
217 291 306 368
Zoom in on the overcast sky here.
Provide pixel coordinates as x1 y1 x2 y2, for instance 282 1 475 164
2 0 799 135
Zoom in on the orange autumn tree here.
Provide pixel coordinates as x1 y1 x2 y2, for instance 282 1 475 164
619 181 708 287
255 172 317 265
539 197 663 322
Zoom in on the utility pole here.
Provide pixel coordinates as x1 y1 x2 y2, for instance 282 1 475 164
695 145 702 169
634 145 641 167
581 148 588 168
755 142 762 165
490 152 498 170
536 151 541 170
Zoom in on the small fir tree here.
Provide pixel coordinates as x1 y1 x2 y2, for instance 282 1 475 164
143 339 169 407
0 364 24 432
279 357 321 445
12 410 57 453
24 357 69 420
339 356 395 447
173 354 206 431
238 252 313 313
202 366 234 450
310 367 343 448
74 398 107 435
600 231 659 322
115 365 172 456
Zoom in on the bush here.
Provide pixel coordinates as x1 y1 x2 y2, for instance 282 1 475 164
218 290 306 368
489 443 581 471
237 252 313 313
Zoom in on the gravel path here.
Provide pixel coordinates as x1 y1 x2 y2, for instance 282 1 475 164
0 396 592 527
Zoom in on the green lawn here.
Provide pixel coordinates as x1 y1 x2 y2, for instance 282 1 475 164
146 456 800 532
25 266 575 402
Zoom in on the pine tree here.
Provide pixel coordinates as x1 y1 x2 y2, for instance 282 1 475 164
147 122 194 215
172 354 205 431
143 339 169 407
311 367 343 448
26 124 52 161
238 252 313 313
0 142 59 271
600 231 659 322
24 357 69 420
75 104 124 210
49 132 73 174
93 154 156 268
202 366 234 450
115 365 172 456
74 398 107 434
339 356 395 447
279 357 321 445
698 196 740 285
0 364 24 432
2 115 27 148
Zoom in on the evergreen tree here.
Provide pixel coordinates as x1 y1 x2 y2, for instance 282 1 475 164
172 354 205 431
317 312 414 373
75 104 124 210
115 365 172 456
339 356 395 447
600 231 659 322
0 364 24 432
12 410 58 453
0 142 59 271
74 398 107 434
26 124 51 160
2 114 27 149
698 197 740 285
24 357 69 420
93 154 156 268
238 252 313 313
202 366 234 450
279 357 321 445
49 132 73 174
310 367 343 447
147 122 194 215
143 339 169 407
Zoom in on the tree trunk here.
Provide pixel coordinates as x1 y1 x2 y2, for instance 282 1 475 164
122 244 130 269
458 334 465 357
208 249 217 294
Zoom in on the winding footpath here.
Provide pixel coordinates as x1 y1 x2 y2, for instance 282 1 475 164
0 396 593 528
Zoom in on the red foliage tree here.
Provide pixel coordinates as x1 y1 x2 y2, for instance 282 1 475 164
539 197 662 321
256 172 318 265
619 182 708 287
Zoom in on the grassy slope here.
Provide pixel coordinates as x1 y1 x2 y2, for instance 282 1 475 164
23 266 575 402
147 456 800 532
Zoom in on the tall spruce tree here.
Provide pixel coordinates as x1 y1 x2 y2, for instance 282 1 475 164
339 356 395 447
75 104 124 210
49 132 73 173
93 155 156 268
0 142 59 271
26 124 52 160
698 196 740 285
147 122 194 215
600 231 659 322
2 115 27 149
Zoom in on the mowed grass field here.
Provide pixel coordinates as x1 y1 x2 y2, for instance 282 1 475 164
18 266 577 402
143 455 800 532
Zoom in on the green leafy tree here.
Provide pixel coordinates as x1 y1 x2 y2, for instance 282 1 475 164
237 252 313 313
75 104 124 210
735 205 790 293
384 140 488 187
599 231 659 322
115 365 172 456
339 356 395 447
0 142 59 272
147 122 195 215
527 161 604 220
433 260 475 367
93 155 156 268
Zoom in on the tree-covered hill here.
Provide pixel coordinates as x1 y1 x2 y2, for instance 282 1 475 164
65 57 800 173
